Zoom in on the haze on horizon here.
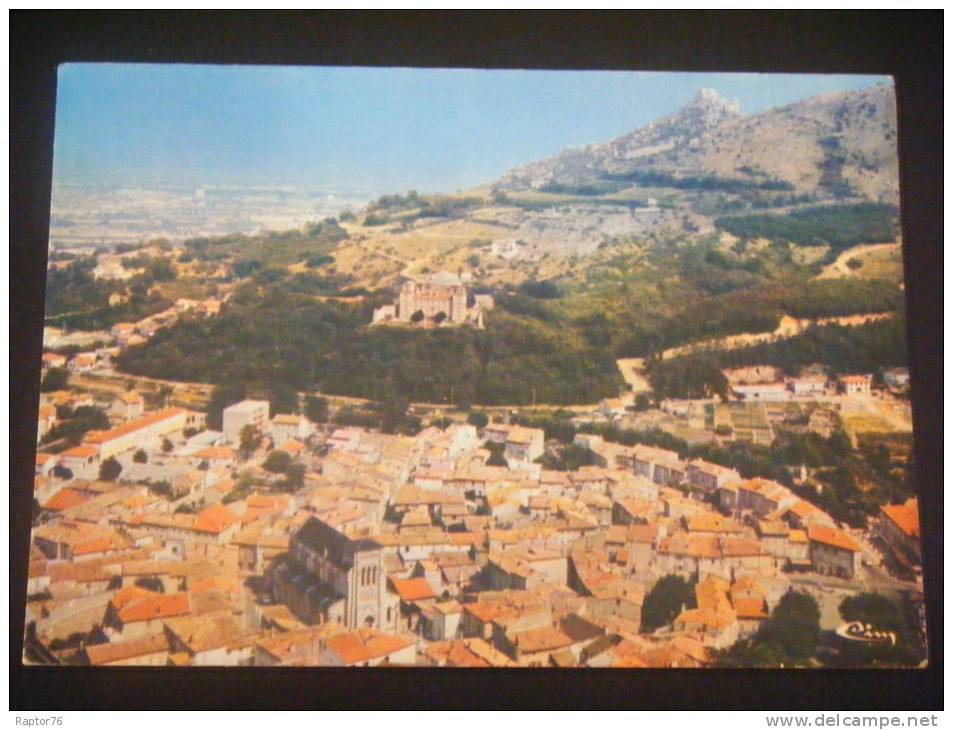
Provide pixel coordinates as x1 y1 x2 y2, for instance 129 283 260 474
53 64 891 195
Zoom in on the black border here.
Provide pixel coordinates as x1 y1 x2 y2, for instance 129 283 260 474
10 10 942 710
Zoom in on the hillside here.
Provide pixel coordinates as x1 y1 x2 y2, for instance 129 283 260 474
100 83 906 405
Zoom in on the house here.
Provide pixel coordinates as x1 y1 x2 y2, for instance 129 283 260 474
81 633 171 667
58 445 101 479
111 391 145 421
787 376 828 397
672 576 739 649
103 589 192 642
271 414 312 444
319 628 416 667
35 452 57 477
611 497 656 526
883 368 910 389
491 239 519 260
82 408 201 460
222 400 270 444
420 600 464 641
163 614 254 667
502 613 604 667
838 374 873 396
41 352 67 370
253 625 346 667
876 498 921 570
111 322 137 340
67 353 98 373
503 426 545 464
37 404 57 443
37 517 128 561
192 504 241 544
808 524 862 579
732 382 791 402
686 459 741 495
599 398 627 420
485 550 568 591
188 446 237 470
420 637 516 667
42 487 92 513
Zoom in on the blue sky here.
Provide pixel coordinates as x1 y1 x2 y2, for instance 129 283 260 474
53 64 891 193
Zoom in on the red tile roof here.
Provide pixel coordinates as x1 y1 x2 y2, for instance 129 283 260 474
389 577 437 603
324 628 415 666
808 524 862 553
85 634 170 665
880 498 920 538
117 592 191 624
193 504 239 534
43 488 90 512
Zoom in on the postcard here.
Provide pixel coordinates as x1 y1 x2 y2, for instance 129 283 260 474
24 64 924 669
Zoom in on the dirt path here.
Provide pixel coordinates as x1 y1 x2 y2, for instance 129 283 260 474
660 311 896 361
817 241 901 279
615 358 651 394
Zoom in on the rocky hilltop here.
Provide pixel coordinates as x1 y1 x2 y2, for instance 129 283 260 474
495 84 898 204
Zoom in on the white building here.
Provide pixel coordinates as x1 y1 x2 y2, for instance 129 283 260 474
271 414 312 444
838 374 873 396
223 400 270 444
787 376 827 397
731 383 791 402
883 368 910 389
83 407 200 460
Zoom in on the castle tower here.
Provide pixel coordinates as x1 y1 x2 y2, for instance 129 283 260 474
451 285 467 323
398 281 417 322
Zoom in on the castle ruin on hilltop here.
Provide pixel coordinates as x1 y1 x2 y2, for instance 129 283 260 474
372 277 491 329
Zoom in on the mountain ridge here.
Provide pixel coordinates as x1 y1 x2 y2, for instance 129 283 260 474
493 84 898 204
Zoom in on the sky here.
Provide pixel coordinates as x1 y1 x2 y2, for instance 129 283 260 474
53 64 892 194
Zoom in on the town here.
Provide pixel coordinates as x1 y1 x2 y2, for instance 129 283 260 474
27 284 922 666
24 75 924 670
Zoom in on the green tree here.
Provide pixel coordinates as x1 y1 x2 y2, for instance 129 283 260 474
839 592 905 633
99 457 122 482
641 574 696 633
148 480 172 498
304 395 329 423
157 385 173 408
380 398 414 435
267 382 299 415
467 411 489 429
40 367 69 392
262 449 293 474
714 639 786 668
484 440 508 467
132 449 148 464
239 425 262 460
42 406 110 446
134 576 164 593
282 463 306 492
757 590 821 662
162 437 174 453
